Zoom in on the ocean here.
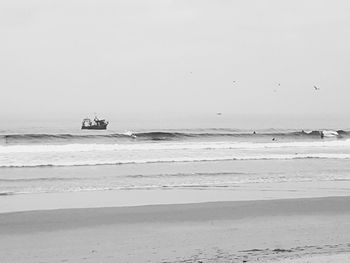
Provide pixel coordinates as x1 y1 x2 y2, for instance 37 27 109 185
1 115 350 210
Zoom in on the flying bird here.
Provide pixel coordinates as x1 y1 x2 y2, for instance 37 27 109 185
273 83 281 92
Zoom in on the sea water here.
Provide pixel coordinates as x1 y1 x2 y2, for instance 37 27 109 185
1 115 350 209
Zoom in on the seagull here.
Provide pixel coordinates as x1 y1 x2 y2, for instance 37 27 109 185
273 83 280 92
314 85 320 91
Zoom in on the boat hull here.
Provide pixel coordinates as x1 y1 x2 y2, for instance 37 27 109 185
81 124 108 130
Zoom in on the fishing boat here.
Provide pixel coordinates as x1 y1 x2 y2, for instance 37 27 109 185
81 117 109 130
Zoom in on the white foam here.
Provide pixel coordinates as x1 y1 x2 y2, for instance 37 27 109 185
2 139 350 168
1 153 350 168
322 130 339 137
1 139 350 154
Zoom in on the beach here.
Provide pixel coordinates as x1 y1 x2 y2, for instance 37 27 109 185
1 129 350 262
2 131 350 263
2 0 350 261
1 196 350 262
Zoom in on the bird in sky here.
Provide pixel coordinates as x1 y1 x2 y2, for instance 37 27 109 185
273 83 281 92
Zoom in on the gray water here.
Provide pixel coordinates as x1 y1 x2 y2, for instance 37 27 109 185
1 115 350 196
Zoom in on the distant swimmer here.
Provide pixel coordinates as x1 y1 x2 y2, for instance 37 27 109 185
314 85 320 91
320 131 324 139
253 131 256 134
272 137 276 141
124 131 137 139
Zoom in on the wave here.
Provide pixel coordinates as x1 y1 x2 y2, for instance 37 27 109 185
2 174 350 196
0 172 249 182
1 129 349 144
2 130 350 169
1 139 350 154
0 177 81 182
2 133 131 141
0 192 14 196
125 171 251 178
1 153 350 168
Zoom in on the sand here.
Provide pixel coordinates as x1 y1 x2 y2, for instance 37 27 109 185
2 179 350 214
269 253 350 263
1 196 350 262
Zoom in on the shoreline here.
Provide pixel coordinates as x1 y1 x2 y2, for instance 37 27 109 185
1 196 350 262
2 158 350 214
269 253 350 263
1 179 350 214
2 195 350 225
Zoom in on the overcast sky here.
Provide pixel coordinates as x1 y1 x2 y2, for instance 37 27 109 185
1 0 350 120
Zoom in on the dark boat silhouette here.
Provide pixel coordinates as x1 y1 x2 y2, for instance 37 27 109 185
82 117 109 130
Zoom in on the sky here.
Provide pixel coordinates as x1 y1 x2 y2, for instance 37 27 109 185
1 0 350 122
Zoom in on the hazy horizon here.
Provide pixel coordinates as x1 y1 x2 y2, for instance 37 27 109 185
1 0 350 121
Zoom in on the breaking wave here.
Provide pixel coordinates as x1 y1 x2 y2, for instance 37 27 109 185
1 129 349 144
1 153 350 168
1 129 350 168
1 139 350 154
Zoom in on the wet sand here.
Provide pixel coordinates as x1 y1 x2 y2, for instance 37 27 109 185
269 253 350 263
1 196 350 262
